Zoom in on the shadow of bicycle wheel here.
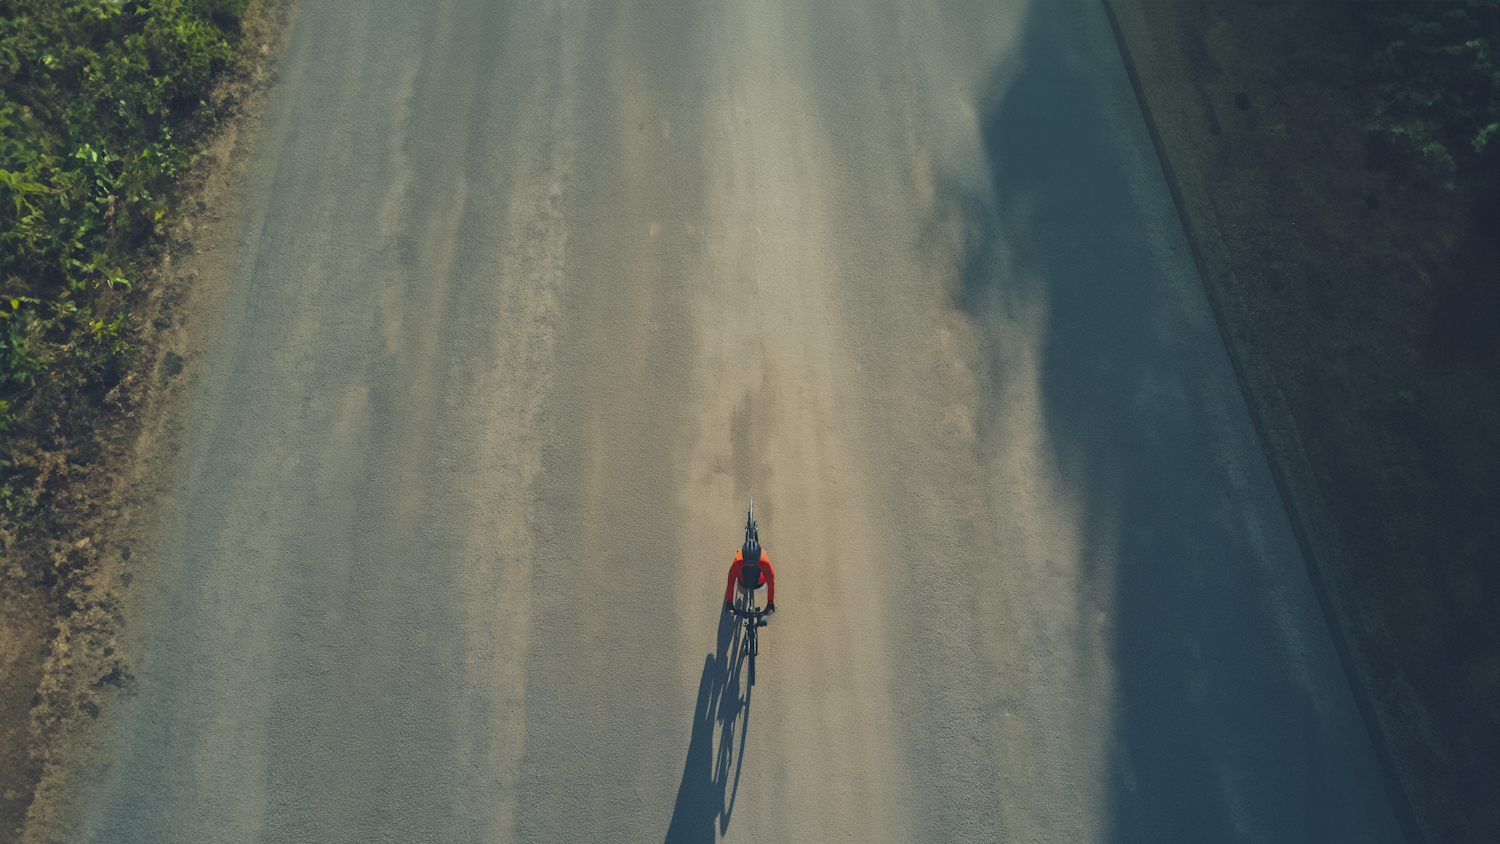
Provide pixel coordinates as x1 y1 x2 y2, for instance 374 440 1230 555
662 609 756 843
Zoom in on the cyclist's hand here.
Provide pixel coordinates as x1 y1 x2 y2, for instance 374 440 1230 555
723 601 732 614
766 602 776 615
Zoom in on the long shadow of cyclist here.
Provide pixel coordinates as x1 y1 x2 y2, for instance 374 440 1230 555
662 610 754 843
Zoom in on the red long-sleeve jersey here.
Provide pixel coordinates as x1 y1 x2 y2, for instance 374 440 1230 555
725 548 775 607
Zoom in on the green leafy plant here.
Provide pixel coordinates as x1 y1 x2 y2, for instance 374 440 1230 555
1 0 247 504
1363 2 1500 174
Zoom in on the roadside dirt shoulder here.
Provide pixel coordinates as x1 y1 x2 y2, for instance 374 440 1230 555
1105 3 1498 844
0 4 296 841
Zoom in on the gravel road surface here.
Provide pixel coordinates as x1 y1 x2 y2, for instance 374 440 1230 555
71 1 1402 842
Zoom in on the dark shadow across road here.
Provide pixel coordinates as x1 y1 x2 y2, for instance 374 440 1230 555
663 610 754 843
957 2 1404 842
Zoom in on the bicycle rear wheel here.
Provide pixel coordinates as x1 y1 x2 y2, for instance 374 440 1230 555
747 622 757 685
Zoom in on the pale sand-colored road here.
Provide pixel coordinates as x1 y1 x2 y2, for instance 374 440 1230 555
64 1 1399 842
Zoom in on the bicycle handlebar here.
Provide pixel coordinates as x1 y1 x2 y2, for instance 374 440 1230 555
729 605 769 619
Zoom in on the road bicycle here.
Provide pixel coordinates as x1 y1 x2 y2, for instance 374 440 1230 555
730 499 770 684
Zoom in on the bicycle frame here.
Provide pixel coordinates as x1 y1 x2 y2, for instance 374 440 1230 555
731 603 767 647
730 603 767 685
734 500 768 681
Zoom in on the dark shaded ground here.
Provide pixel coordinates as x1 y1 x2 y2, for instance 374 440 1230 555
664 611 754 844
1106 3 1498 843
0 577 49 842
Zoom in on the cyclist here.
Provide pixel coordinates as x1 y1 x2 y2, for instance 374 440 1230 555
723 535 776 620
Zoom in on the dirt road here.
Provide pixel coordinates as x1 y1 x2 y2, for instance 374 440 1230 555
53 1 1400 842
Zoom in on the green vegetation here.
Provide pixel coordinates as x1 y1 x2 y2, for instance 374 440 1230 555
1363 1 1500 176
1 0 246 515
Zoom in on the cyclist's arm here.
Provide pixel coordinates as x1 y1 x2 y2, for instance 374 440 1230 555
724 557 743 605
763 560 775 606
